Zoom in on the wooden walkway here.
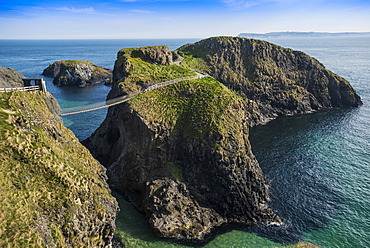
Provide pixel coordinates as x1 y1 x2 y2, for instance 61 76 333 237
60 73 207 116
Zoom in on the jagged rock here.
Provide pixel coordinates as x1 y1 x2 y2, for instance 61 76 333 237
0 66 25 88
0 71 119 247
85 79 280 240
43 60 112 87
178 36 362 123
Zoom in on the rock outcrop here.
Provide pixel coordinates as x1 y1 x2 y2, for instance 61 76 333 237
0 80 118 247
84 38 361 242
108 46 192 99
0 66 25 88
178 36 362 123
43 60 112 87
84 45 281 241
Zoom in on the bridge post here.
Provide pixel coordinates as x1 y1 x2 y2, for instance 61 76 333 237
39 79 47 92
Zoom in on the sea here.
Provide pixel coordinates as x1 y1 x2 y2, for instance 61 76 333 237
0 36 369 248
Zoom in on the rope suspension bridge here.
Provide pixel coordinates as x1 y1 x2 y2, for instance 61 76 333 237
60 72 207 116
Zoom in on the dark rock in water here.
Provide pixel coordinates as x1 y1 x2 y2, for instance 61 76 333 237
0 69 118 247
178 36 362 123
42 60 112 87
0 66 25 87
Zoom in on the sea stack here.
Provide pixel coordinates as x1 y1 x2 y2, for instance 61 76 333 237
42 60 112 87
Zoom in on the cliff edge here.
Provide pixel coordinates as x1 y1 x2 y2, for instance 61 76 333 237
178 37 362 123
0 86 118 247
84 45 280 241
84 37 361 242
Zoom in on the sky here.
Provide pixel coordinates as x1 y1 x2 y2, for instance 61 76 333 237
0 0 370 39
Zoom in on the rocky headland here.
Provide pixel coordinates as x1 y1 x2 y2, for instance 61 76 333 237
0 71 118 247
0 66 25 88
84 45 281 240
178 37 362 124
0 36 351 246
84 36 362 242
42 60 112 87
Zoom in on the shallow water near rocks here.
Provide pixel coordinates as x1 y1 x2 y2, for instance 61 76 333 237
0 37 369 247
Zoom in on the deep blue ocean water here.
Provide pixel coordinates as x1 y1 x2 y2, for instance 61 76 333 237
0 37 369 248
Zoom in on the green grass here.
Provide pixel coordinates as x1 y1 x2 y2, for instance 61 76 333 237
127 57 195 83
179 52 209 73
0 91 116 247
129 77 245 140
58 60 93 66
0 92 13 134
115 47 197 94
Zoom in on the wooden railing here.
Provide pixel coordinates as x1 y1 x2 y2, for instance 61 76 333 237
0 85 40 92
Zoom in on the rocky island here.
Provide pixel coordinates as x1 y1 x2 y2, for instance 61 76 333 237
0 68 118 247
83 37 362 241
0 36 361 247
43 60 112 87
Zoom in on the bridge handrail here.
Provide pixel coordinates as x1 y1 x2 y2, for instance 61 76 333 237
0 85 40 92
60 73 209 116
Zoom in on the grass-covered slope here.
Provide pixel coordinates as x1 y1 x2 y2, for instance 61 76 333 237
129 76 245 139
109 46 196 98
178 37 362 121
0 91 118 247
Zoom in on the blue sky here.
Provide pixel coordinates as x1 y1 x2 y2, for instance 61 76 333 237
1 0 370 39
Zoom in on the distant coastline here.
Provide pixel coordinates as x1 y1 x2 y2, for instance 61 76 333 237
238 32 370 39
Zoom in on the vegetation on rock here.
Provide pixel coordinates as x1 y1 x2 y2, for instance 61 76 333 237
84 45 280 241
129 76 244 138
42 60 112 87
109 46 196 98
0 91 118 247
178 36 362 122
85 38 362 243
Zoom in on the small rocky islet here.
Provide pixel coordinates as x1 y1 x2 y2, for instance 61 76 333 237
0 36 361 247
42 60 112 87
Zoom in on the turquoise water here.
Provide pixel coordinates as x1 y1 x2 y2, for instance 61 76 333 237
0 37 369 247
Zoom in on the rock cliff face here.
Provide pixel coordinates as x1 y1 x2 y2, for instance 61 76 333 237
43 60 112 87
84 38 361 242
0 87 118 246
0 66 25 88
84 45 280 241
178 37 362 122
